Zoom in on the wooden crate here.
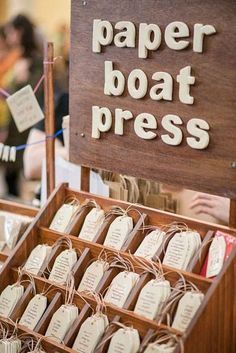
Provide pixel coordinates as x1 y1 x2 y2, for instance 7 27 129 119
0 183 234 353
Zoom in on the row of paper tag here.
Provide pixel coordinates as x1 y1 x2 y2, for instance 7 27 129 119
48 200 236 277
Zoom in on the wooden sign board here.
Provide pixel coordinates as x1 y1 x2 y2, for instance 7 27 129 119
70 0 236 198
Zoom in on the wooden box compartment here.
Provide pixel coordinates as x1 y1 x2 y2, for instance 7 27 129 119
0 183 235 353
0 199 38 265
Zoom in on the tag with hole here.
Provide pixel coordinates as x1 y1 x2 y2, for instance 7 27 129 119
6 85 44 133
103 215 133 250
206 235 227 278
107 328 140 353
0 284 24 318
172 292 204 332
104 271 139 308
49 204 79 233
72 313 109 353
134 229 165 259
77 260 109 292
45 304 79 343
49 249 77 284
78 208 105 241
163 231 201 271
23 244 52 275
134 279 171 320
19 294 47 330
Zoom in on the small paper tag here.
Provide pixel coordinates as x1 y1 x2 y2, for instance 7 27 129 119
206 235 226 278
19 294 47 330
24 244 52 275
72 314 109 353
6 85 44 133
103 215 133 250
104 271 139 308
172 292 204 332
49 204 79 233
134 229 165 259
0 284 24 318
45 304 79 343
77 260 109 292
78 208 105 242
49 249 77 284
134 279 171 320
107 328 140 353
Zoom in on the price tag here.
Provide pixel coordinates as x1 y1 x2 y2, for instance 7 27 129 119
134 279 171 320
172 292 204 332
134 229 165 259
19 294 47 330
49 249 77 285
24 244 52 275
104 271 139 308
77 260 109 292
45 304 79 343
103 215 133 250
78 208 105 241
6 85 44 133
72 314 109 353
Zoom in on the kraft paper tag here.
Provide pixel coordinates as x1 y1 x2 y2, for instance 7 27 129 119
45 304 79 343
103 215 133 250
6 85 44 133
78 208 105 242
134 279 171 320
72 313 109 353
107 328 140 353
206 235 226 278
23 244 52 275
172 292 204 332
104 271 139 308
19 294 47 330
49 204 79 233
77 260 109 292
134 229 165 259
0 284 24 318
49 249 77 285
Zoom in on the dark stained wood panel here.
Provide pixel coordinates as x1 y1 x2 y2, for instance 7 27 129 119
70 0 236 198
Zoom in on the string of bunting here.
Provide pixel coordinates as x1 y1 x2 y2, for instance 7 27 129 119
0 56 63 163
0 129 64 163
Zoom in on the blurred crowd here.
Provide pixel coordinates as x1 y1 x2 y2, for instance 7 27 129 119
0 14 69 198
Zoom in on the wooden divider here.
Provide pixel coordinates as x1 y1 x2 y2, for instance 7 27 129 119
0 183 235 353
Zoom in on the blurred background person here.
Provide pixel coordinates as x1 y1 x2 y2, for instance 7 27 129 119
1 14 43 197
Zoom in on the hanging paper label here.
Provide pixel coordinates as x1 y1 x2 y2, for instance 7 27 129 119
79 208 105 241
72 314 109 353
77 260 108 292
134 279 171 320
134 230 165 259
24 244 52 275
103 215 133 250
104 271 139 308
49 203 79 233
6 85 44 133
49 249 77 284
19 294 47 330
172 292 204 332
0 284 24 318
